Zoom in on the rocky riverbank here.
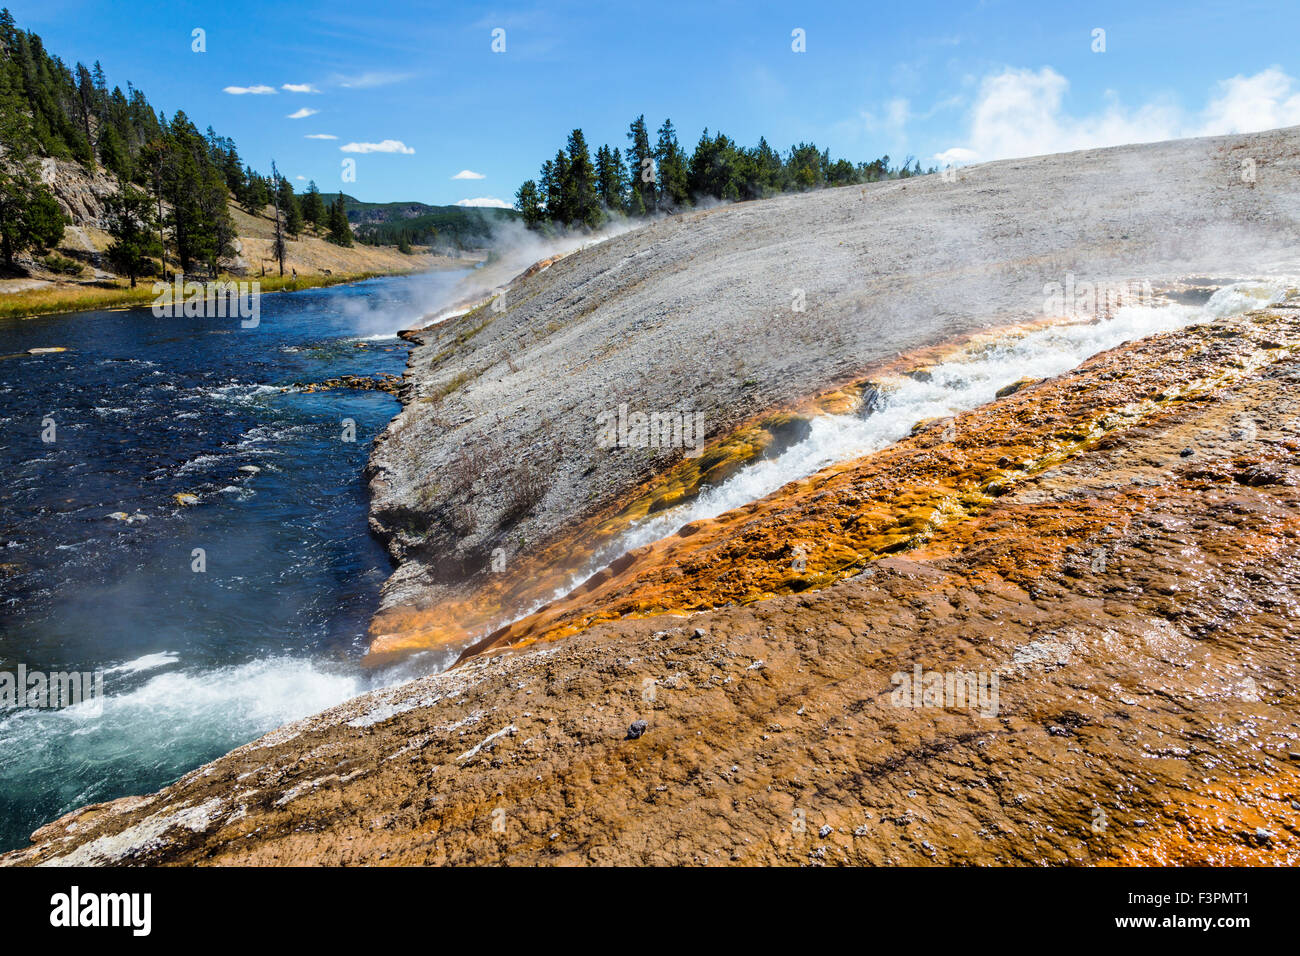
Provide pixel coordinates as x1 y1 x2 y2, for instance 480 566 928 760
287 373 404 395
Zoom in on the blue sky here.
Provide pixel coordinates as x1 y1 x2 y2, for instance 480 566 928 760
9 0 1299 204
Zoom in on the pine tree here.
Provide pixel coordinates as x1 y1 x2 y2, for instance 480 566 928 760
785 142 823 190
160 111 211 274
98 121 130 180
543 150 569 225
276 174 302 238
139 138 171 273
326 196 353 247
103 183 158 286
750 137 782 196
688 129 741 200
655 119 690 210
563 129 601 229
594 145 626 213
241 165 269 210
625 114 654 215
74 62 94 152
610 148 627 209
301 180 324 229
194 162 235 277
0 170 64 270
514 179 544 229
269 160 286 276
0 41 66 270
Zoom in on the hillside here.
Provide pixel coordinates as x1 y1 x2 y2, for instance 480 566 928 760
0 12 474 316
0 158 473 316
223 200 474 278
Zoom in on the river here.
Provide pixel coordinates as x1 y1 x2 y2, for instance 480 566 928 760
0 269 466 851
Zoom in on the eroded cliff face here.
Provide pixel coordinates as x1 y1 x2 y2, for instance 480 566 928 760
365 126 1300 664
9 298 1297 866
36 156 118 228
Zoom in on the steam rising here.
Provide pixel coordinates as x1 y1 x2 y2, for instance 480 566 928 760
415 216 657 327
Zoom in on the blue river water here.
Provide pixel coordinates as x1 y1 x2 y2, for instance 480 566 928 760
0 270 466 852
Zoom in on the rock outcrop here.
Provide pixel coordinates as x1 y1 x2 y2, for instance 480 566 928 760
36 156 118 229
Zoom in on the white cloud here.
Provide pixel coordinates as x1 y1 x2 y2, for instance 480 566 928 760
334 71 414 89
452 169 486 180
282 83 320 94
223 84 276 95
964 67 1181 160
305 133 338 140
287 108 319 119
933 147 977 166
1200 68 1300 135
340 139 415 154
936 65 1300 163
455 197 511 208
295 175 306 181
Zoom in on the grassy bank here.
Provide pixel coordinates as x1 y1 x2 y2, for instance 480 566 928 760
0 269 432 321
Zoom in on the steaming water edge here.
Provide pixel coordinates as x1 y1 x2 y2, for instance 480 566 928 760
0 270 468 852
543 280 1291 605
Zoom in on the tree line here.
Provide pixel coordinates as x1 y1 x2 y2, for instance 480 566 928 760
516 114 932 231
0 9 352 282
0 10 66 270
350 201 518 253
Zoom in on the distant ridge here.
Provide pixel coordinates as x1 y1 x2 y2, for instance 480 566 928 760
319 193 519 251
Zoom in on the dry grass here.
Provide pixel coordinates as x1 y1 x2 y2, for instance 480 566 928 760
0 270 417 321
499 460 550 527
0 281 157 319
